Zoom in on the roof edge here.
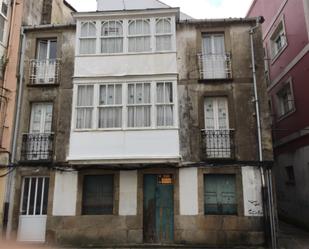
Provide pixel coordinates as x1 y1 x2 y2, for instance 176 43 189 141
23 23 76 32
63 0 77 12
178 17 257 24
73 7 180 17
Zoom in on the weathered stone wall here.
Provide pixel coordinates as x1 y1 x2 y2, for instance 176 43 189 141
176 21 273 163
43 167 264 247
51 0 75 24
22 0 74 25
15 27 75 162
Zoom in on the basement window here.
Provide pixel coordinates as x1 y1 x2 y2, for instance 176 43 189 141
82 175 114 215
204 174 237 215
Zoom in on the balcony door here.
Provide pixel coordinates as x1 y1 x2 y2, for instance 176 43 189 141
204 97 231 158
35 39 57 84
18 177 49 242
202 34 226 79
26 103 53 160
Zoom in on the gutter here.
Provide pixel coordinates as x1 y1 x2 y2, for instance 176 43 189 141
249 16 278 249
5 27 26 239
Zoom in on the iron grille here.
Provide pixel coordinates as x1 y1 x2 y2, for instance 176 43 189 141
201 129 235 160
29 59 61 84
198 53 232 80
21 133 54 162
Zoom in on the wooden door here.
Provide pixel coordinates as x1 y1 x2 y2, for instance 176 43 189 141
143 174 174 243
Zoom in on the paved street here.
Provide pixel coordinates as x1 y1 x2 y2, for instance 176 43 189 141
278 221 309 249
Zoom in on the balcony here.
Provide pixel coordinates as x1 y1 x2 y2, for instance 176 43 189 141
21 133 54 162
29 59 61 85
201 129 235 160
198 53 232 80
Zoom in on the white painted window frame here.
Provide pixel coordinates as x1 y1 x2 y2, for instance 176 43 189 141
100 20 124 54
98 83 123 129
275 77 295 119
72 80 178 131
270 15 288 62
155 17 173 52
76 16 176 56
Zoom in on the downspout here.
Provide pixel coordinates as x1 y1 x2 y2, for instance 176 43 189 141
5 27 26 239
249 17 277 249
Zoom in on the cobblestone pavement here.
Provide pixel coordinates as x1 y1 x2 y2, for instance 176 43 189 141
278 221 309 249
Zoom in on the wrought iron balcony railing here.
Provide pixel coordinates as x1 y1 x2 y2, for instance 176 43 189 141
201 129 235 160
29 59 61 84
21 133 54 162
198 53 232 80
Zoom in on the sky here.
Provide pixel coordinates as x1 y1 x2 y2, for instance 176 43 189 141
66 0 254 19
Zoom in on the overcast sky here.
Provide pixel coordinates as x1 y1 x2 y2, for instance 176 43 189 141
66 0 254 19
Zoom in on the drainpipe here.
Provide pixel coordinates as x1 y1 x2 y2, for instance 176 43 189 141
249 17 277 249
5 27 26 239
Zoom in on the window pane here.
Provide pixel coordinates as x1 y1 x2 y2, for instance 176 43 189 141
164 83 173 103
80 39 96 54
101 37 123 53
0 15 4 43
204 174 237 215
77 85 93 106
76 108 92 129
21 178 30 215
156 35 172 51
99 107 122 128
82 175 114 215
81 22 96 37
156 19 171 34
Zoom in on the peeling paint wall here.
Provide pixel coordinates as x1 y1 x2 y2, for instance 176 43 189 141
119 171 138 216
179 167 198 215
176 22 274 163
242 166 263 216
52 171 78 216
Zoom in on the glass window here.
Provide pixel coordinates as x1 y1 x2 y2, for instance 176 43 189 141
156 82 174 126
0 15 5 43
80 22 97 54
99 84 122 128
270 21 287 58
127 83 151 127
82 175 114 215
101 20 123 53
155 18 172 51
76 85 94 129
128 19 151 52
204 174 237 215
276 82 294 117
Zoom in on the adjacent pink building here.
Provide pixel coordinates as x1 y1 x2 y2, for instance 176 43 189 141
247 0 309 228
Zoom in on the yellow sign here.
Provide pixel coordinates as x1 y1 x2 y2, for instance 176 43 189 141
158 174 173 185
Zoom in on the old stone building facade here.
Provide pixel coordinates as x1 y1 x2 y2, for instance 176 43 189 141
8 0 275 247
0 0 75 236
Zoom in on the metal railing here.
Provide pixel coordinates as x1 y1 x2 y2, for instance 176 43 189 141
29 59 61 84
201 129 235 159
198 53 232 80
21 133 54 162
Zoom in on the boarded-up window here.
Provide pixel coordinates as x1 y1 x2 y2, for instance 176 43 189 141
204 174 237 215
82 175 114 215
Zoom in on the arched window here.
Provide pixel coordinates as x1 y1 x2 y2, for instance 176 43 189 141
101 20 123 53
155 18 172 51
79 22 97 54
128 19 151 52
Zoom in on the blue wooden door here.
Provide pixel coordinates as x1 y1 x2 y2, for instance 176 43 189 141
143 174 174 243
